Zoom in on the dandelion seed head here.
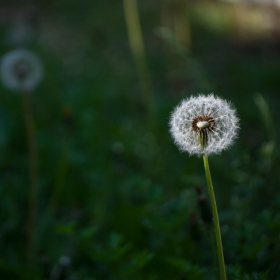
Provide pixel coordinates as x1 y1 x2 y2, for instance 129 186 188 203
169 94 239 156
0 49 43 91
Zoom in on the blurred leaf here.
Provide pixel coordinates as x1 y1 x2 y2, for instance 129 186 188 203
0 263 41 280
165 257 205 279
54 222 76 234
131 250 154 269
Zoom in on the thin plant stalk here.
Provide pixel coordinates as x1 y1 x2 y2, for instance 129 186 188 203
49 138 71 214
209 224 219 280
203 154 227 280
122 0 155 121
21 89 38 267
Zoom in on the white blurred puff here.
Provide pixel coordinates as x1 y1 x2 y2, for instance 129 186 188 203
0 49 43 91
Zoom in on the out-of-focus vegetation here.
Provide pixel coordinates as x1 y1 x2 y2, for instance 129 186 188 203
0 0 280 279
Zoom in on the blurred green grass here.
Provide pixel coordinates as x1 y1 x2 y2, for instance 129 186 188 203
0 0 280 279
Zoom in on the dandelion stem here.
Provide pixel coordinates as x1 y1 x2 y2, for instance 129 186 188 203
203 154 227 280
22 90 38 267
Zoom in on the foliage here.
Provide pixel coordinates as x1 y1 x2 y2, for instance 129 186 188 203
0 0 280 279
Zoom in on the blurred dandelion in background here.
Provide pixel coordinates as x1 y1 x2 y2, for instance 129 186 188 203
0 48 43 266
0 49 43 91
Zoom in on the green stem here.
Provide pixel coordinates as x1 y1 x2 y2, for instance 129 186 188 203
122 0 155 122
49 138 71 213
203 154 227 280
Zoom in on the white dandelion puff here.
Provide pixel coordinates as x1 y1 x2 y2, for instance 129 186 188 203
0 49 43 91
170 94 239 156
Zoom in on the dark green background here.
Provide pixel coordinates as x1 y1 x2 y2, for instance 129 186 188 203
0 0 279 279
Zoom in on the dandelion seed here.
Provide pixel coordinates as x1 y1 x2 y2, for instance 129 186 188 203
170 94 239 156
0 49 43 91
